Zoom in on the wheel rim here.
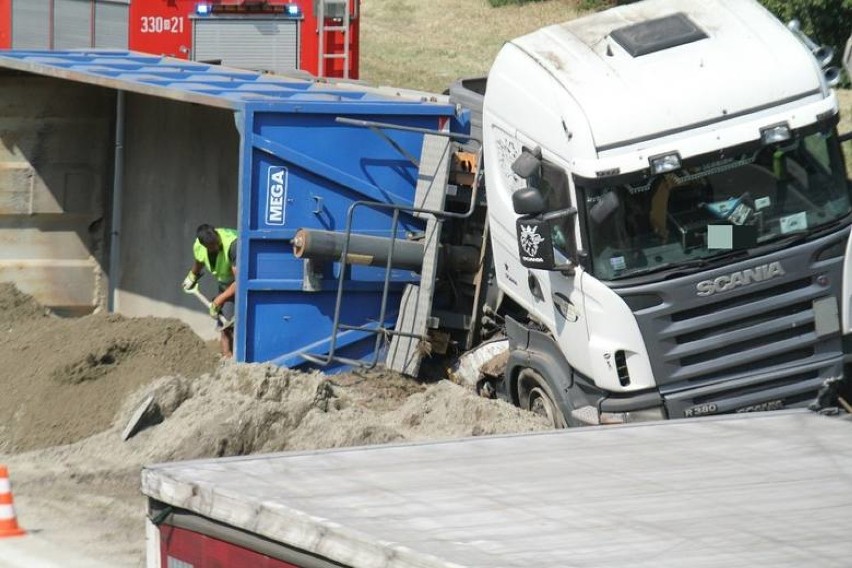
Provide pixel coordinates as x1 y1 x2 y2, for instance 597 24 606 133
528 386 557 426
518 369 567 429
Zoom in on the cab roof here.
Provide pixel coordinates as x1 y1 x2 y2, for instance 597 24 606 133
510 0 829 151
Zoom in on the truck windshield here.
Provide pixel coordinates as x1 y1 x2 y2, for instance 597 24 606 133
579 127 851 281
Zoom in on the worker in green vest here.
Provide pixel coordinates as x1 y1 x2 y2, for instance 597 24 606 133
182 224 238 358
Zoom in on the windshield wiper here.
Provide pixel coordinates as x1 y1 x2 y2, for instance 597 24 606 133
620 257 712 279
751 232 809 255
662 250 755 279
616 249 752 281
750 216 850 255
809 215 851 237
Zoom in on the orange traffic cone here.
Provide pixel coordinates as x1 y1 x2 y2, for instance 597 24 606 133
0 465 26 538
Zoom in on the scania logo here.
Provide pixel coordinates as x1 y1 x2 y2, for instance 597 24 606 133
696 261 785 297
519 224 545 258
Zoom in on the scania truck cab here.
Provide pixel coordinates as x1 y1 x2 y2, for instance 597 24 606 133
481 0 851 426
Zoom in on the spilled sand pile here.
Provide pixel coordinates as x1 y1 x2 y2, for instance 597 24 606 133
0 282 550 564
0 283 219 452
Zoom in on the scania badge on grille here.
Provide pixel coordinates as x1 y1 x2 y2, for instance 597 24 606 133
696 261 785 297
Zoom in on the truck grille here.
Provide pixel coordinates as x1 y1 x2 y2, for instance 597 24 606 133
662 278 812 380
620 238 847 419
661 277 827 384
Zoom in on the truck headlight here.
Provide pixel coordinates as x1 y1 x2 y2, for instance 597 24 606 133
649 152 681 174
760 123 791 145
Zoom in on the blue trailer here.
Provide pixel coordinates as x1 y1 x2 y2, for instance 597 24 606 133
230 86 467 369
0 50 477 374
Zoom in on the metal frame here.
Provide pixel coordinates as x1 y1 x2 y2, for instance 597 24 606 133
297 119 482 370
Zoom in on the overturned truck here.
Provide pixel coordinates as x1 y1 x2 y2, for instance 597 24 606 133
1 0 851 426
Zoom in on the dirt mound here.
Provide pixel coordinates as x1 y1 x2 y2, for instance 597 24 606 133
0 281 52 323
23 362 549 474
128 362 546 462
0 284 551 565
1 283 548 459
0 283 219 452
0 365 550 566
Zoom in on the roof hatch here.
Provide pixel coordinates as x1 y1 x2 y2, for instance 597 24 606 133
610 13 707 57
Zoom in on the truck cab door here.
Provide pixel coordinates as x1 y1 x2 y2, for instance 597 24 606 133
515 159 592 373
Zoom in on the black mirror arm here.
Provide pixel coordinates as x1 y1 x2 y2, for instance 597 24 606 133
554 262 576 276
839 131 852 143
541 207 578 222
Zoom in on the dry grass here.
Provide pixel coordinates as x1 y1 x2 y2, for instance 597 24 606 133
359 0 582 92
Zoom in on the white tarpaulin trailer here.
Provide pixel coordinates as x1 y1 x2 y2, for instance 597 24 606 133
142 410 852 567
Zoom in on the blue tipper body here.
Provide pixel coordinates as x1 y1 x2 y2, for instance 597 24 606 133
239 97 459 370
0 50 466 372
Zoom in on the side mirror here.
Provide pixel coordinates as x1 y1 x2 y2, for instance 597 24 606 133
516 207 579 273
511 146 542 179
513 187 546 215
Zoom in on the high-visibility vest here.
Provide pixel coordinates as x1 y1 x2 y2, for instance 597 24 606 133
193 227 237 284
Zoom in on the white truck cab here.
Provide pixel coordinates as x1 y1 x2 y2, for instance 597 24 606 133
481 0 850 426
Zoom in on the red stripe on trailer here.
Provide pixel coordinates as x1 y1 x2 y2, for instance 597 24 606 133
160 524 304 568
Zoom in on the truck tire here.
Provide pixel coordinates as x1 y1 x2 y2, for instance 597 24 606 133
517 368 568 429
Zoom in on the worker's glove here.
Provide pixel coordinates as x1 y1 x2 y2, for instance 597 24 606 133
209 302 222 319
182 271 199 293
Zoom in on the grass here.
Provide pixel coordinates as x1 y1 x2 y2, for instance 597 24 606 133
358 0 582 92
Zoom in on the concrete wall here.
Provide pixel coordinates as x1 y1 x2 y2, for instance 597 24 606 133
0 74 239 338
116 94 239 339
0 74 113 314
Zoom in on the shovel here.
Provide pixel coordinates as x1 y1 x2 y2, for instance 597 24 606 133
189 287 232 328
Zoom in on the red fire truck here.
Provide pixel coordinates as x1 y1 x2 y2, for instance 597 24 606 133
0 0 359 78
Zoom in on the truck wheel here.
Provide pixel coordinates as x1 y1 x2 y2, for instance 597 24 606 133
517 368 568 429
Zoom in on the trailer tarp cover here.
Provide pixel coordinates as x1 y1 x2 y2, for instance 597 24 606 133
0 50 434 109
142 411 852 567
